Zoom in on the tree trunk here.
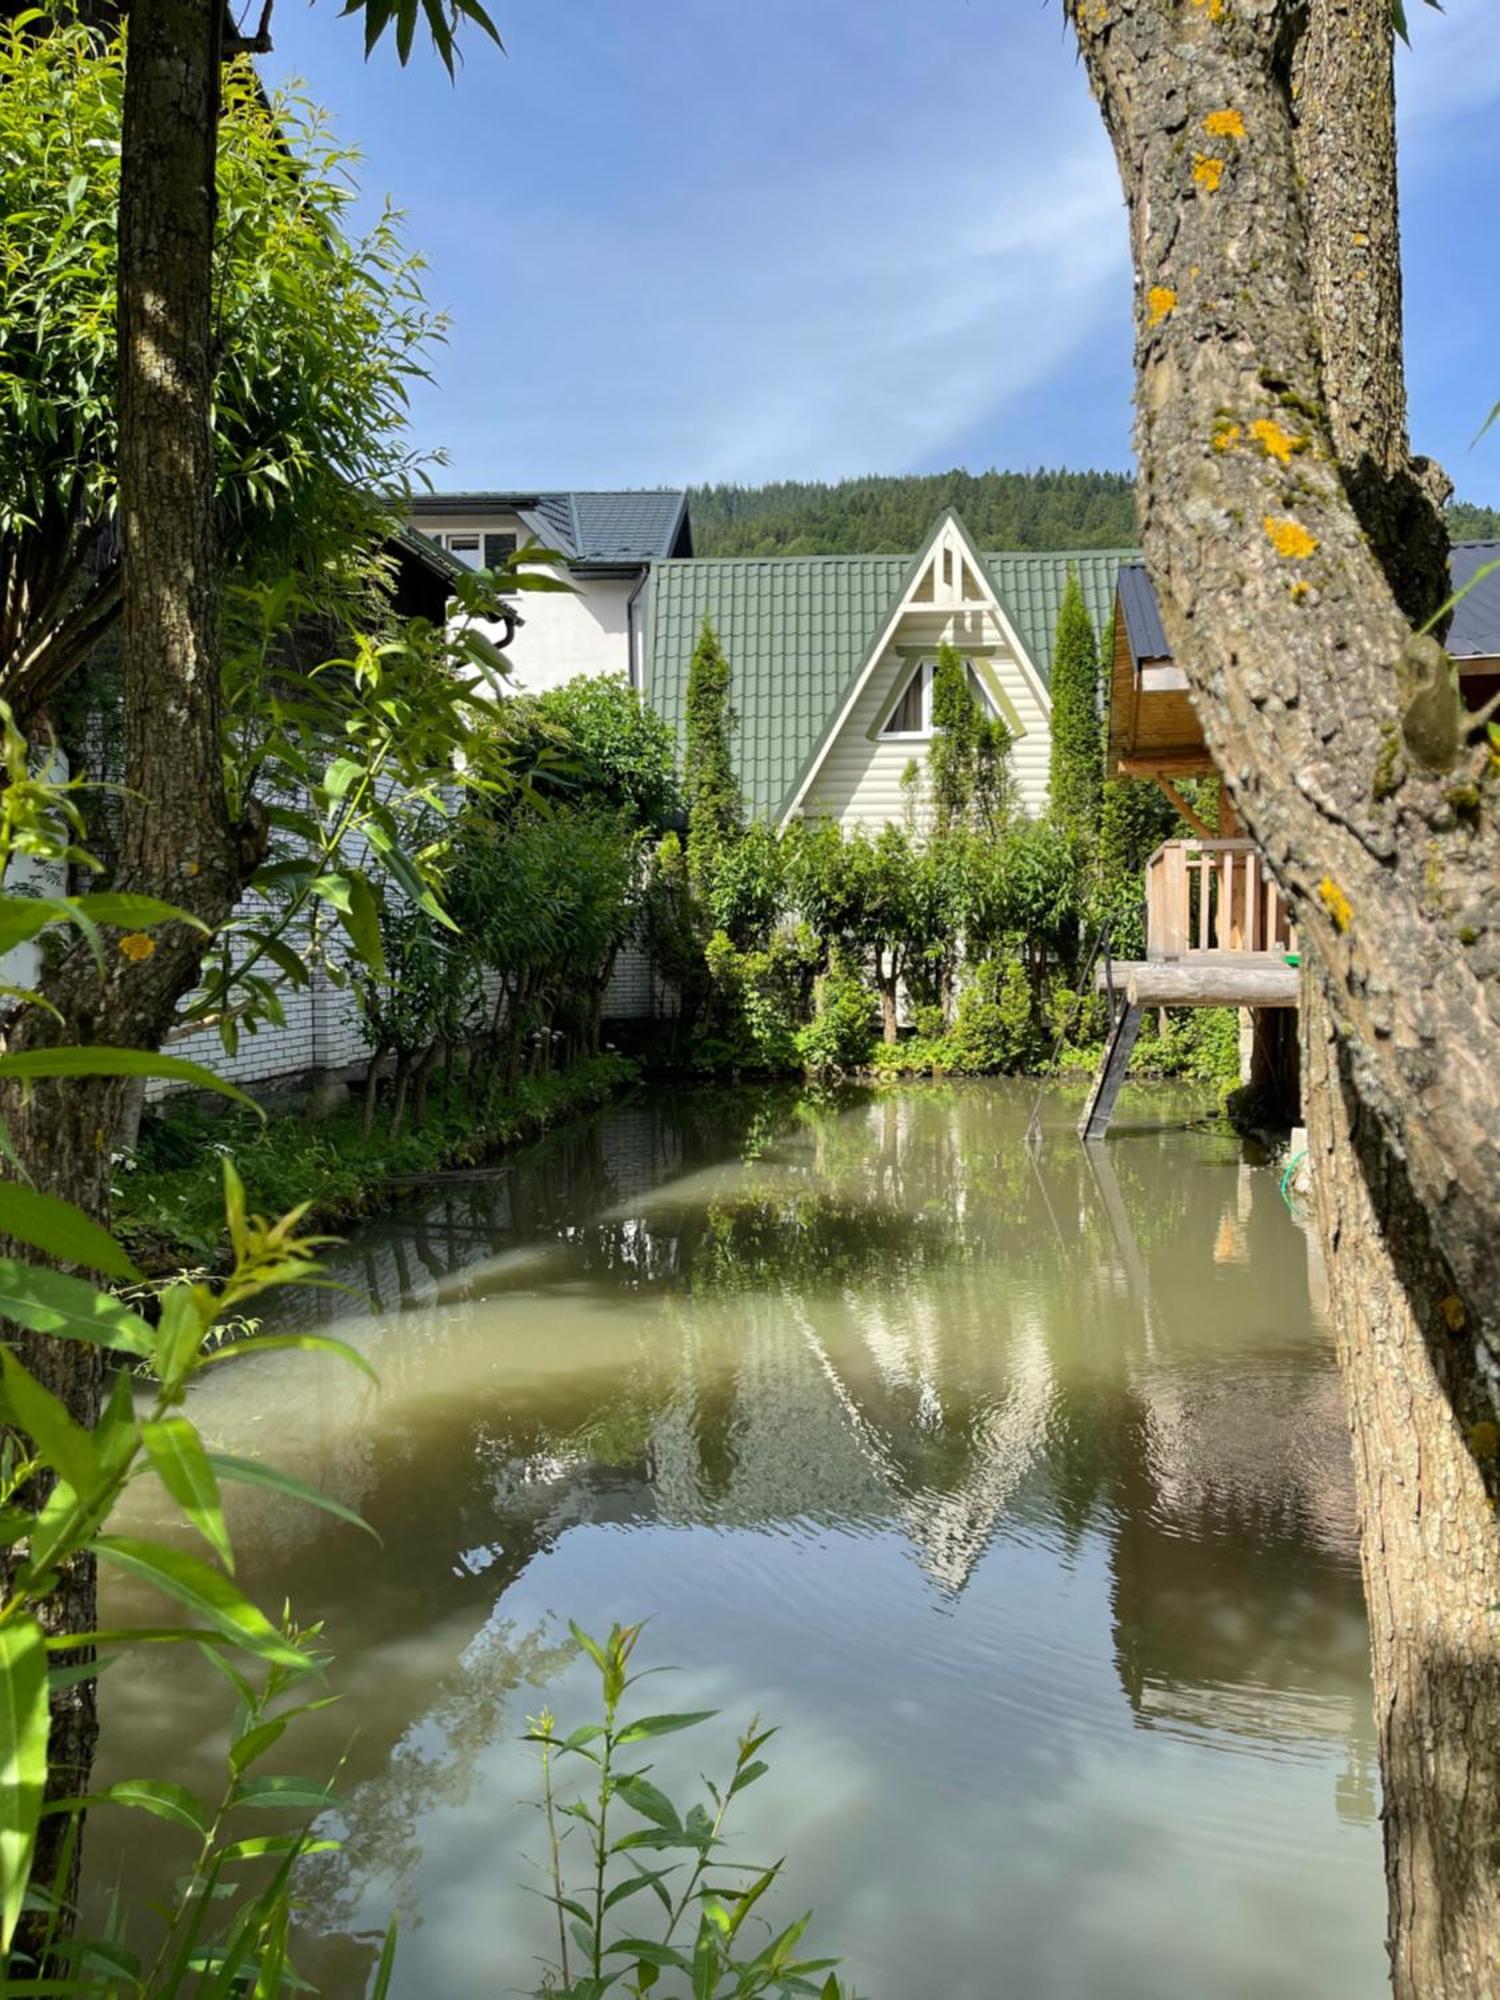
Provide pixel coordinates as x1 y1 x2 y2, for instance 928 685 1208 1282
879 985 898 1045
1068 4 1500 1988
411 1037 444 1128
361 1044 387 1139
387 1051 413 1138
2 0 246 1938
1303 970 1500 1995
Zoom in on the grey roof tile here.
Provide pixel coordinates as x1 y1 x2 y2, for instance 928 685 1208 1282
408 490 688 564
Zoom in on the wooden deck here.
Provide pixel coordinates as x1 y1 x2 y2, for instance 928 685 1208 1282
1080 838 1299 1140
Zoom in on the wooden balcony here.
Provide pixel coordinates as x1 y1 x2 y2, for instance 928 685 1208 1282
1145 838 1296 963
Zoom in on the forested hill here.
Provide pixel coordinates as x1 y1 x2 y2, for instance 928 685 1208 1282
687 469 1500 557
688 470 1138 555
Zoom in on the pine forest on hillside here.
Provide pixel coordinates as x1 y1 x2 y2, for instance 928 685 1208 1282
688 466 1500 556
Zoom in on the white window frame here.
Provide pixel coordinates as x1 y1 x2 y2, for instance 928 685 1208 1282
434 529 521 573
880 658 1000 740
437 531 485 571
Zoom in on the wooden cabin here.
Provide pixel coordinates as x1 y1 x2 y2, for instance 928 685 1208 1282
1080 541 1500 1138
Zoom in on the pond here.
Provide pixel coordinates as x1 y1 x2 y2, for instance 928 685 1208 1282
88 1080 1385 1998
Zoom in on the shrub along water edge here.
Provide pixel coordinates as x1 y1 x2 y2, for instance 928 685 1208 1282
115 1053 640 1274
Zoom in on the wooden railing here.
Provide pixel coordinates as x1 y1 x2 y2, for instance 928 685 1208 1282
1145 839 1295 960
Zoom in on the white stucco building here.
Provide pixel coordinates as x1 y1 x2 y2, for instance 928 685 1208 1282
404 488 693 695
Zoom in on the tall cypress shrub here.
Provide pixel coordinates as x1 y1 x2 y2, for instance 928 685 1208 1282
683 615 742 901
928 642 1013 836
1047 569 1104 850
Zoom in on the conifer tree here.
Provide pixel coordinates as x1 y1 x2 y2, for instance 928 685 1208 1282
928 643 1013 837
1047 568 1104 850
683 615 742 900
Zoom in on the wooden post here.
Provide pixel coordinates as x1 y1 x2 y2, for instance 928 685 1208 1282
1158 844 1188 958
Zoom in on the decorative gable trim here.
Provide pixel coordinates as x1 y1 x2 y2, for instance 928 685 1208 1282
777 509 1047 825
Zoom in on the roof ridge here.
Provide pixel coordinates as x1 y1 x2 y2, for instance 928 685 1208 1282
657 545 1141 566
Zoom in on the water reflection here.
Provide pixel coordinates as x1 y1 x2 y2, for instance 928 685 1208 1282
88 1081 1383 1998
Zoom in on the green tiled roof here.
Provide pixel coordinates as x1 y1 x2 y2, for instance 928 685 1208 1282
642 530 1136 820
982 549 1133 687
644 554 912 822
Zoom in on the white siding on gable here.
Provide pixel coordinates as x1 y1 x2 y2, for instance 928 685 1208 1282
799 606 1051 831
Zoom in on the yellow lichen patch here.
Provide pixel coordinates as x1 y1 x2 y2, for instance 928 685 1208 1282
1248 417 1306 465
1351 230 1369 248
1189 0 1226 19
1203 108 1246 139
1146 285 1177 327
1468 1421 1500 1462
1317 876 1353 933
1192 154 1225 192
118 931 156 962
1289 579 1310 602
1263 515 1319 560
1211 421 1241 452
1441 1293 1467 1333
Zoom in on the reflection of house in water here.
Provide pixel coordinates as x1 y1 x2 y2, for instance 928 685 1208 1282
189 1087 1372 1810
93 1083 1386 1984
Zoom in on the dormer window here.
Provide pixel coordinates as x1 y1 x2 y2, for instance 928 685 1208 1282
880 659 1000 738
435 530 518 572
441 533 483 570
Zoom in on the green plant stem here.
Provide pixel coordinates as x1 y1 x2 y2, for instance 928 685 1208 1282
539 1732 571 1991
593 1721 615 1983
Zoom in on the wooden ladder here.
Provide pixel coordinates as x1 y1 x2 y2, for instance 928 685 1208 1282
1077 1001 1143 1143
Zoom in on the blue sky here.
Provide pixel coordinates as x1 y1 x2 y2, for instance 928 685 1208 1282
262 0 1500 501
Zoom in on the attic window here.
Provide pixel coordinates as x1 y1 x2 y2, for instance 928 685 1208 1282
440 533 483 570
880 659 1000 738
883 661 931 736
437 531 517 573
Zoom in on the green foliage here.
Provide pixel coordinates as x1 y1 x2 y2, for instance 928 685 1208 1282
525 1621 853 2000
794 960 879 1076
927 646 1014 837
684 619 744 902
1047 570 1104 851
0 22 443 713
707 822 786 951
642 832 710 1021
0 805 394 1988
499 675 681 832
1446 499 1500 540
690 468 1137 556
700 932 813 1073
947 960 1038 1072
870 958 1045 1076
1139 1005 1242 1087
201 595 513 1057
340 0 503 76
117 1054 638 1269
1090 777 1178 956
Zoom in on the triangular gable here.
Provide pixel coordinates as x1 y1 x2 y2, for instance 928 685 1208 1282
777 508 1053 826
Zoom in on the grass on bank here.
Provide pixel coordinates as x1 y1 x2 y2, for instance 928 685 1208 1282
115 1052 640 1271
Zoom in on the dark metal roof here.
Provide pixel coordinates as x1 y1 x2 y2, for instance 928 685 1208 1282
406 489 691 566
1449 541 1500 658
390 521 468 584
1116 560 1170 664
1118 541 1500 665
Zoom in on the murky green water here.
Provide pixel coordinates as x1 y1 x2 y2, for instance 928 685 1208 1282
89 1080 1385 1997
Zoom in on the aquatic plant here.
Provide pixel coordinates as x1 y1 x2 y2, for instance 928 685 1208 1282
525 1621 852 2000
